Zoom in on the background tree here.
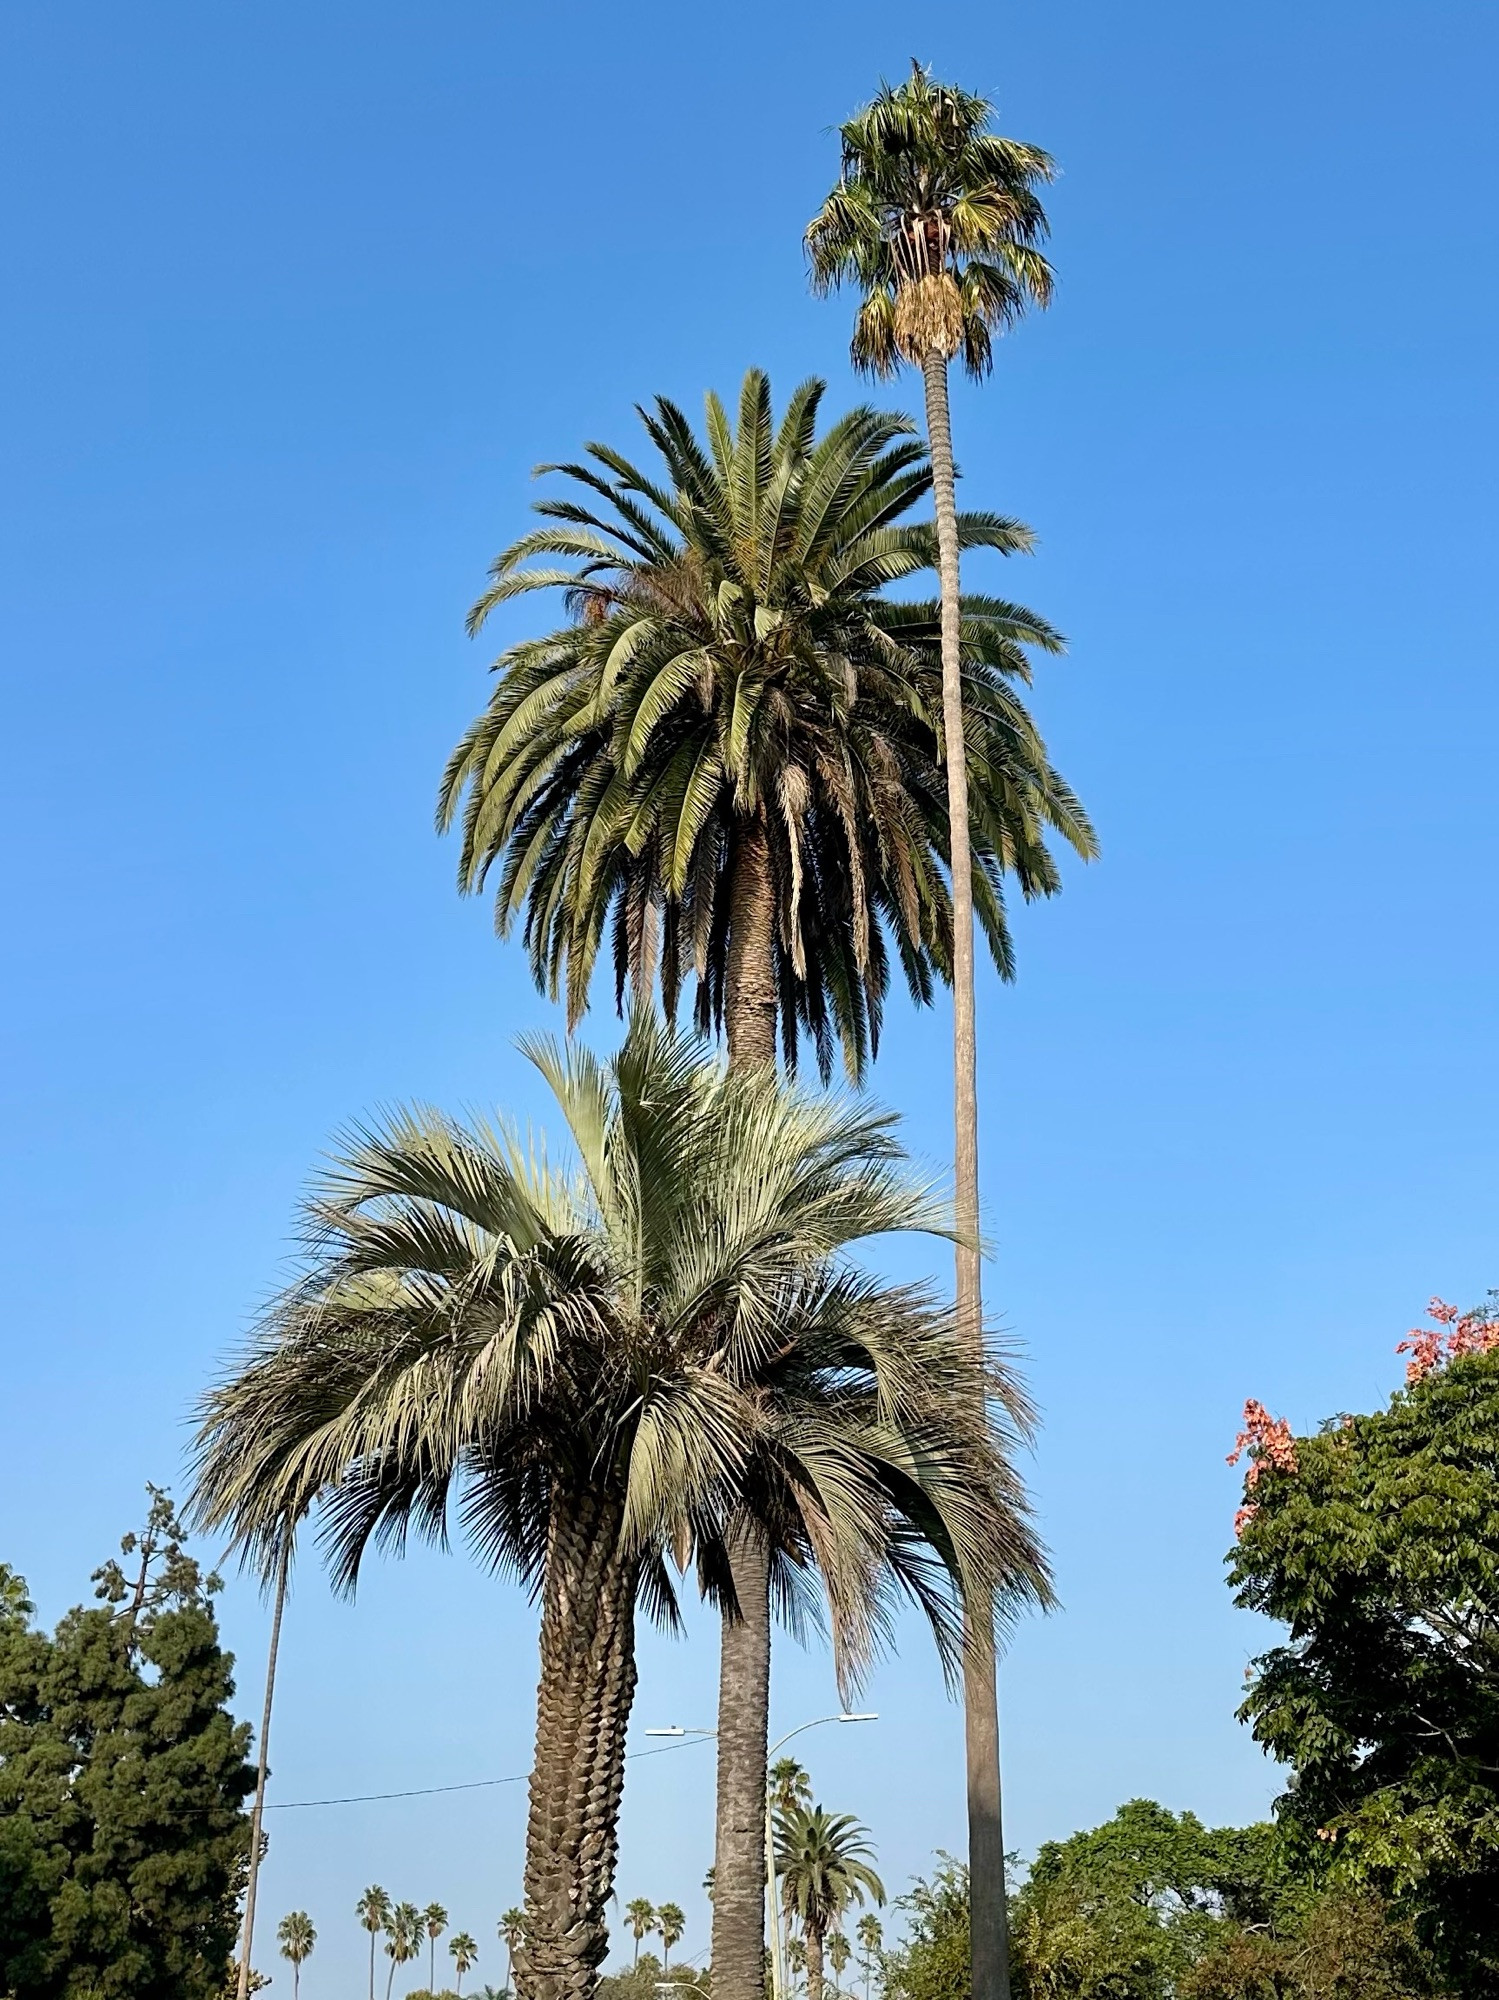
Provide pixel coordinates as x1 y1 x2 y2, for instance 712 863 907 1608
776 1805 884 2000
0 1493 255 2000
808 71 1061 2000
193 1022 1043 2000
855 1914 882 2000
425 1905 451 1993
451 1932 479 1995
625 1903 656 1970
1230 1311 1499 1987
359 1889 392 2000
827 1931 851 1993
499 1909 526 1996
654 1906 684 1972
386 1903 424 2000
276 1913 315 2000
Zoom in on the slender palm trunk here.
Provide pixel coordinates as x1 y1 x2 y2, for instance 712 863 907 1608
920 348 1011 2000
236 1541 289 2000
804 1925 825 2000
517 1486 640 2000
710 1521 772 2000
712 825 778 2000
506 1944 514 1995
293 1964 301 2000
369 1931 378 2000
431 1939 438 1991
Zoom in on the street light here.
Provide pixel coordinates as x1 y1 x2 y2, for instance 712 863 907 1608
642 1713 878 2000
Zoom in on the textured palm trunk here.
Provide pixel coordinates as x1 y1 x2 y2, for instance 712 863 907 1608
804 1924 825 2000
710 1520 773 2000
725 813 779 1070
236 1541 289 2000
714 816 778 2000
921 348 1011 2000
517 1485 640 2000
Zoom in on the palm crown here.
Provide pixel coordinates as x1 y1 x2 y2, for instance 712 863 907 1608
440 368 1092 1078
776 1805 885 1938
806 62 1055 379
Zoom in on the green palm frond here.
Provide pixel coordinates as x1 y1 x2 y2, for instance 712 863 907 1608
190 1019 1051 1686
441 371 1092 1081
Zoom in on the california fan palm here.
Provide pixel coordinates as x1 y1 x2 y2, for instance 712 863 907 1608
808 68 1061 2000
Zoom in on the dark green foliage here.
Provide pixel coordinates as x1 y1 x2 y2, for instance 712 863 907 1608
882 1811 1444 2000
1229 1347 1499 1985
0 1491 256 2000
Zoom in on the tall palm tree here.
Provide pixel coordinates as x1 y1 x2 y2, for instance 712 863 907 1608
807 69 1060 2000
655 1905 685 1972
440 373 1086 2000
625 1901 656 1970
499 1909 526 1996
359 1888 392 2000
424 1904 450 1993
451 1932 479 1995
855 1913 882 2000
386 1904 423 2000
440 369 1090 1082
191 1020 1046 2000
277 1911 316 2000
775 1807 885 2000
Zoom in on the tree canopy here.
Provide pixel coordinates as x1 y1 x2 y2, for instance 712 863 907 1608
1229 1305 1499 1986
0 1492 254 2000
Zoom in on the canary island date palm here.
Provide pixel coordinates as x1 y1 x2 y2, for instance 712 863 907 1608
440 375 1081 2000
807 67 1059 2000
439 368 1090 1082
776 1806 884 2000
192 1019 1045 2000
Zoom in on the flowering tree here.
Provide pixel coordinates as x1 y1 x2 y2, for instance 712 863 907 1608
1227 1297 1499 1987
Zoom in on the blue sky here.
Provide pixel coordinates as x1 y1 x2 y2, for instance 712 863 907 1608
3 0 1496 1990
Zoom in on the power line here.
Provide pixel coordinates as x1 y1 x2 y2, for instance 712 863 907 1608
263 1728 709 1811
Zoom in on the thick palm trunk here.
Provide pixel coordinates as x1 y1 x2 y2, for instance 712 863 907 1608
921 348 1011 2000
725 813 778 1070
713 820 778 2000
518 1486 640 2000
804 1926 825 2000
236 1542 289 2000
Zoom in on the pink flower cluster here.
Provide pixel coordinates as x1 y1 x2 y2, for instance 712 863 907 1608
1395 1297 1499 1383
1226 1398 1298 1536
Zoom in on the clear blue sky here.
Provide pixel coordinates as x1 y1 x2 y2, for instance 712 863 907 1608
3 0 1496 1990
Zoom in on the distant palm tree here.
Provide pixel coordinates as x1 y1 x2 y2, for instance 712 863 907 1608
855 1913 883 2000
776 1807 884 2000
450 1932 479 1995
827 1931 851 1994
625 1901 656 1969
277 1911 315 2000
386 1903 422 2000
358 1888 391 2000
769 1759 812 1815
807 71 1060 2000
498 1908 526 1996
424 1904 450 1993
655 1905 685 1971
